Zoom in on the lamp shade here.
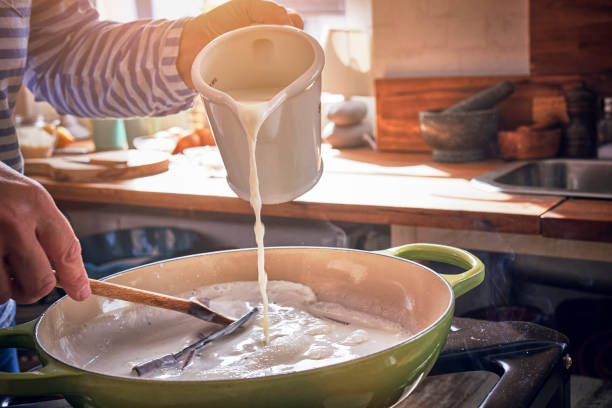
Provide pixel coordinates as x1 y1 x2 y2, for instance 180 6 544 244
322 29 373 97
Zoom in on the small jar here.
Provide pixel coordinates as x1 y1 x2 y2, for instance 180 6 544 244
562 83 598 158
597 97 612 146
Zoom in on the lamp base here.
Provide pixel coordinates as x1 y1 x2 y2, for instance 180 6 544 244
323 121 371 149
327 99 368 126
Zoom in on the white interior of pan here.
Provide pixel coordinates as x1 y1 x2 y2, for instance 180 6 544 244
36 248 453 378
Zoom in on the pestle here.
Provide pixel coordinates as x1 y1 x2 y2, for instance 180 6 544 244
444 80 515 113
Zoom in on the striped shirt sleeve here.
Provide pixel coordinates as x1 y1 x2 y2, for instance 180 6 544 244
24 0 197 119
0 2 30 172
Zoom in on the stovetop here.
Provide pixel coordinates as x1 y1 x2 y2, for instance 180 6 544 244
2 318 571 408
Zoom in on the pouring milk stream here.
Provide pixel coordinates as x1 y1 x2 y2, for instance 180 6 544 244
231 86 286 342
191 26 325 344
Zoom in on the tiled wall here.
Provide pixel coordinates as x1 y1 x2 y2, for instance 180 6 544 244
372 0 529 78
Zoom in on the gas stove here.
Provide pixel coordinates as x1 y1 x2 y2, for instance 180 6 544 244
398 318 571 408
2 318 570 408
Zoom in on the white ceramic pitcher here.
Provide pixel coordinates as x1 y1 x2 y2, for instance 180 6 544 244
191 25 325 204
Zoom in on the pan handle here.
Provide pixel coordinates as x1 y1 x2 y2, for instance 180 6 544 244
0 320 82 396
383 243 484 298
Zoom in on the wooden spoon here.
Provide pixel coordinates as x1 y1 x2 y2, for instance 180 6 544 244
58 279 235 326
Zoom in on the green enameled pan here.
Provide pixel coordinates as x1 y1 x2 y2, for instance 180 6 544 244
0 243 484 408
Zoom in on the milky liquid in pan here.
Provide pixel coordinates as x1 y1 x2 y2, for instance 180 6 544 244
73 281 410 380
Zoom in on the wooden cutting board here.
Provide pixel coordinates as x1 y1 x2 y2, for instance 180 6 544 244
25 150 170 182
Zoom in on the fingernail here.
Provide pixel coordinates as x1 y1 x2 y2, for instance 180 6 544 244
77 285 91 301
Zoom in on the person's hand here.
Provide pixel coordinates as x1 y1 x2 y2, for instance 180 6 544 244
0 162 90 304
177 0 303 88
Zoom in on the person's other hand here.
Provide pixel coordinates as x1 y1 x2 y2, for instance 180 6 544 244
177 0 304 88
0 162 90 304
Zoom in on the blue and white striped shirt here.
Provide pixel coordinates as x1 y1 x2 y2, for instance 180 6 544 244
0 0 197 337
1 0 196 173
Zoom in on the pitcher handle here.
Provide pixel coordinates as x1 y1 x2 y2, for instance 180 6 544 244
378 243 485 298
0 320 82 396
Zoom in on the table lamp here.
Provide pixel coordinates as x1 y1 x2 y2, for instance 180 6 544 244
322 28 375 148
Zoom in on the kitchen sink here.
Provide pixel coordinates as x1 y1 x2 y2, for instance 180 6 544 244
471 159 612 199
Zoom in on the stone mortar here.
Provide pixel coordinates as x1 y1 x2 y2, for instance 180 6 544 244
419 109 498 163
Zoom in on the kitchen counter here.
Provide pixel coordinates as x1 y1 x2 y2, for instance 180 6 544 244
32 147 612 254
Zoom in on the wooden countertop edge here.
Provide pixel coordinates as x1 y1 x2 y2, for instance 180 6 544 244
45 183 546 235
540 199 612 242
541 217 612 242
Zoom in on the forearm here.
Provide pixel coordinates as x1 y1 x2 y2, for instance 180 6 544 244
25 0 196 118
24 0 303 118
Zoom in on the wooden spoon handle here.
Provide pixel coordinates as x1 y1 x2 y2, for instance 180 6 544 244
56 277 234 325
87 279 192 314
